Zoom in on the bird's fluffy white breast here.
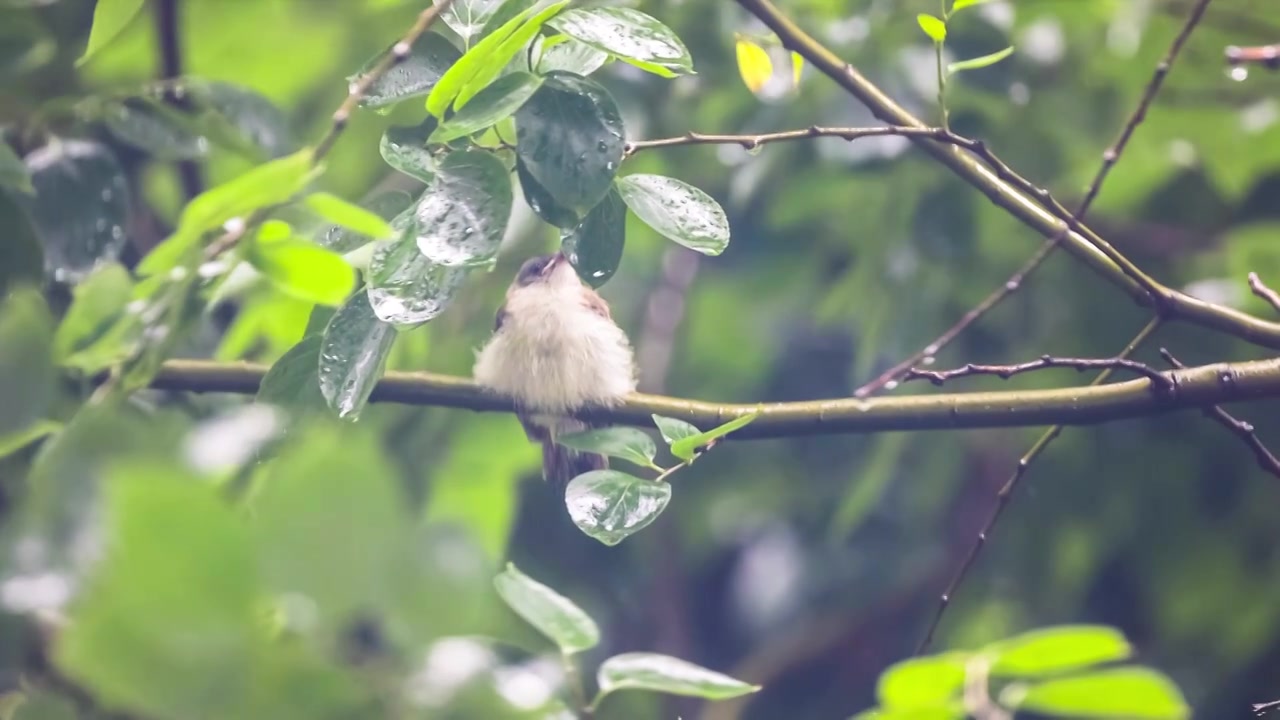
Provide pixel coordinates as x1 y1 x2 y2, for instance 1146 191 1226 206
473 280 636 413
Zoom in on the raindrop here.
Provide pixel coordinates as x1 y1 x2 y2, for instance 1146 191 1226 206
1229 66 1249 82
884 380 899 391
591 270 606 278
100 189 112 202
746 144 763 156
604 161 616 171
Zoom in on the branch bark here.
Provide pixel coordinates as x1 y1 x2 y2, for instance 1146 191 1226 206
151 357 1280 438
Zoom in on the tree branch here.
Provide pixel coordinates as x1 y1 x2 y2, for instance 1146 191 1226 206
1249 272 1280 315
149 355 1280 438
734 0 1280 350
902 355 1173 390
152 0 202 201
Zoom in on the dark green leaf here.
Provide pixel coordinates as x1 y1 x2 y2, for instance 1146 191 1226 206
493 562 600 654
356 32 462 109
411 149 512 267
317 190 415 254
0 420 60 461
0 191 43 294
101 98 208 160
557 427 656 467
77 0 145 65
0 138 33 194
305 192 396 240
947 46 1014 75
877 653 966 708
651 415 700 446
54 464 257 719
426 3 543 117
0 288 54 442
1015 668 1190 718
380 117 438 183
536 35 610 76
596 653 760 701
564 470 671 546
516 157 578 228
367 224 468 326
256 335 327 412
988 626 1131 678
248 238 356 307
0 10 55 78
9 691 78 720
616 174 730 256
430 72 543 144
917 14 947 42
318 292 397 418
250 423 410 636
668 412 758 461
514 71 624 227
22 139 130 282
453 1 569 109
561 184 624 287
548 8 693 76
186 79 296 159
53 261 134 369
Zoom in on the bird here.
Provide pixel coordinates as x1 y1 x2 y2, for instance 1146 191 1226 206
473 252 637 492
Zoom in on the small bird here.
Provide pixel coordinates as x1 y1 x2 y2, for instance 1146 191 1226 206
473 252 637 491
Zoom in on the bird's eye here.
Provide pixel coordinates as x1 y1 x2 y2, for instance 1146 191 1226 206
516 255 552 286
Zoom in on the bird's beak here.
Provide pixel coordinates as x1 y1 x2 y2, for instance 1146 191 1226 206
542 252 565 276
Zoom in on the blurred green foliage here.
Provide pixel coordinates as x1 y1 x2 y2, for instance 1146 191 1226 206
2 0 1280 718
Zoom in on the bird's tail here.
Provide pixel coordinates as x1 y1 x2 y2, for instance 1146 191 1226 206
521 415 607 494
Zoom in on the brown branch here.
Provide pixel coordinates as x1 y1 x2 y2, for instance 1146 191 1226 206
1249 272 1280 315
1226 44 1280 69
146 353 1280 438
625 126 954 156
855 0 1214 396
902 355 1173 391
1160 348 1280 480
914 317 1165 655
152 0 202 201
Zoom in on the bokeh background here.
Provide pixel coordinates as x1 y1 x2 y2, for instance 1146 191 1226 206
3 0 1280 718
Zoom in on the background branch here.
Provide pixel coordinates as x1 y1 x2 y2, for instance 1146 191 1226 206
152 0 202 201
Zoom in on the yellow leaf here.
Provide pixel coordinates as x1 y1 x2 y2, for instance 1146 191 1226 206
791 51 803 88
735 38 773 93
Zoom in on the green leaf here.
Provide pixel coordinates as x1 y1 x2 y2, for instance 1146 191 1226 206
379 117 438 183
493 562 600 654
596 653 760 701
22 139 131 282
947 46 1014 75
77 0 146 65
0 139 33 194
616 174 729 256
988 626 1131 678
55 465 258 719
668 412 759 461
952 0 997 11
101 98 208 160
849 707 965 720
564 470 671 546
453 1 570 110
53 261 134 369
0 420 60 461
250 423 410 637
184 79 296 159
548 7 694 76
8 691 78 720
425 2 542 117
916 14 947 42
651 415 700 446
1015 668 1190 719
305 192 396 240
356 32 462 109
536 35 609 76
317 190 415 254
366 224 468 326
412 149 513 267
438 0 508 42
318 292 397 418
0 288 54 443
430 72 543 144
514 71 625 227
561 184 624 287
877 653 966 708
248 237 356 307
556 427 656 468
0 190 42 295
256 335 327 412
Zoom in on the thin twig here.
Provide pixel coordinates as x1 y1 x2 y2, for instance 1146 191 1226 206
851 0 1216 396
1226 44 1280 69
914 317 1164 655
903 355 1173 391
143 353 1280 438
625 125 953 156
1249 272 1280 315
152 0 202 201
1161 348 1280 480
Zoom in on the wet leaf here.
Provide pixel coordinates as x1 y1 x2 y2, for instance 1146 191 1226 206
186 80 296 159
430 72 543 144
0 138 33 194
101 98 208 160
78 0 145 65
651 415 700 446
514 71 624 227
426 3 544 117
668 412 758 461
616 174 729 256
22 139 130 282
437 0 507 42
248 237 356 307
596 653 760 701
564 470 671 546
380 117 438 183
317 190 415 254
493 562 599 654
366 233 468 326
0 420 60 461
411 149 512 267
556 427 656 468
318 292 397 418
256 335 327 412
535 35 609 76
53 262 133 369
549 7 693 76
452 1 569 110
355 32 462 109
560 184 624 287
0 191 42 295
304 192 395 241
0 288 54 442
